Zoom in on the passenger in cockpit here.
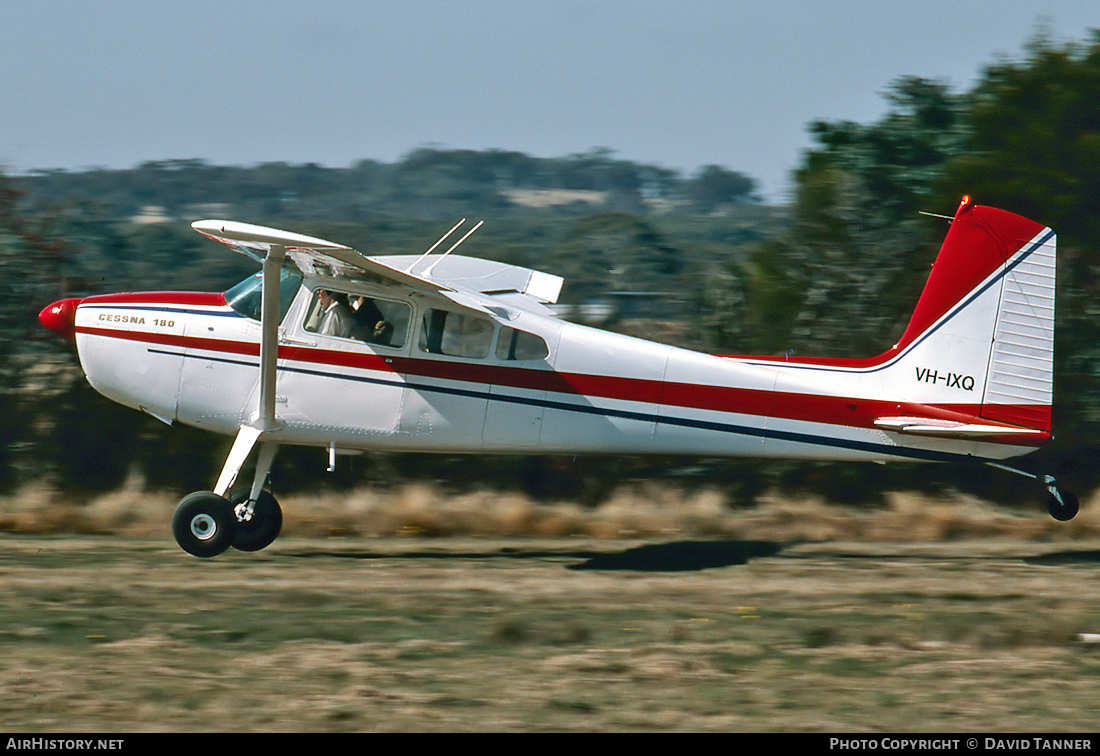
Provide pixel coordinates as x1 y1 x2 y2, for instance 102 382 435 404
352 296 393 344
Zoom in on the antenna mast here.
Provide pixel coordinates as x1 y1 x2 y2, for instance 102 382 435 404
406 218 466 272
423 220 484 276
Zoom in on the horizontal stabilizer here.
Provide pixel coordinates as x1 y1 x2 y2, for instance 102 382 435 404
874 416 1044 438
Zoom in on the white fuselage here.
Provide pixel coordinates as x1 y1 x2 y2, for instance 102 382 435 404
71 276 1042 467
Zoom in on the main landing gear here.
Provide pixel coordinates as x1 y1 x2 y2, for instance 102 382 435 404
172 428 284 558
171 489 284 558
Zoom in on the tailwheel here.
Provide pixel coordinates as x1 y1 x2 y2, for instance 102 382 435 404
229 489 283 552
172 492 237 558
1047 486 1080 522
987 465 1082 523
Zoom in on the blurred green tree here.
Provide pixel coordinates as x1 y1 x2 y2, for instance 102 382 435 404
941 30 1100 450
552 212 685 310
684 165 757 213
736 76 967 357
0 173 81 489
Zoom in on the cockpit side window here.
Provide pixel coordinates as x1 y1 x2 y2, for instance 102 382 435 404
302 288 411 349
225 269 304 323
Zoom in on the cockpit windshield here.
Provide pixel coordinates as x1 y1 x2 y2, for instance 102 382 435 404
225 269 304 323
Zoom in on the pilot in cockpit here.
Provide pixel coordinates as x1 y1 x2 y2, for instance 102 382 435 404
317 289 356 339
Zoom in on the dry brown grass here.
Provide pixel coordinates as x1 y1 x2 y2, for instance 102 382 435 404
3 531 1100 731
3 477 1099 543
6 482 1100 731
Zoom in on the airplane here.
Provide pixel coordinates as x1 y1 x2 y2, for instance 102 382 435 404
38 195 1077 558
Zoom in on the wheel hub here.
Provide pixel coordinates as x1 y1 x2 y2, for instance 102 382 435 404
189 513 218 541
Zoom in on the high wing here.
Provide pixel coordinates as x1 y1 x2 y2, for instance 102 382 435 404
189 218 566 503
191 219 563 316
375 253 564 317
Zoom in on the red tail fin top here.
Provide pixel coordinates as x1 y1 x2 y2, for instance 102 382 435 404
897 198 1046 350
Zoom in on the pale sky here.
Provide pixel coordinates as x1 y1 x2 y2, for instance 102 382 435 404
1 1 1096 201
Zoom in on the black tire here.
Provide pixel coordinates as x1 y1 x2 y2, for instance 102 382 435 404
172 492 237 558
229 489 283 552
1048 489 1080 522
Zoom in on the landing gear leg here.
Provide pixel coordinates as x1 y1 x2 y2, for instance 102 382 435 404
230 440 282 552
172 240 289 558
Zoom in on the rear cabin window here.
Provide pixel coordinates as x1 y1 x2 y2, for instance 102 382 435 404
419 309 494 359
496 327 549 361
303 289 411 349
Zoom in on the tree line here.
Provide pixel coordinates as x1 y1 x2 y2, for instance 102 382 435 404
17 148 758 224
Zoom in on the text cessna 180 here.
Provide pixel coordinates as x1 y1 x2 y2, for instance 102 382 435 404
39 197 1076 557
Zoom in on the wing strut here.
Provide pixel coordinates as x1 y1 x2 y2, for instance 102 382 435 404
213 244 286 497
257 244 286 431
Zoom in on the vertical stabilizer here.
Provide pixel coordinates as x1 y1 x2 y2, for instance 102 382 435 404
892 198 1055 431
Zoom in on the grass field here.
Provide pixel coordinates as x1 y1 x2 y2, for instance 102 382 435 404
3 485 1100 732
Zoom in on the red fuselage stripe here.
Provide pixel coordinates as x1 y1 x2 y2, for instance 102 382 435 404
76 324 1049 447
81 291 228 307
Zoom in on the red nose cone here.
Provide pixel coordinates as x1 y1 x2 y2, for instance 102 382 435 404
39 298 82 341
